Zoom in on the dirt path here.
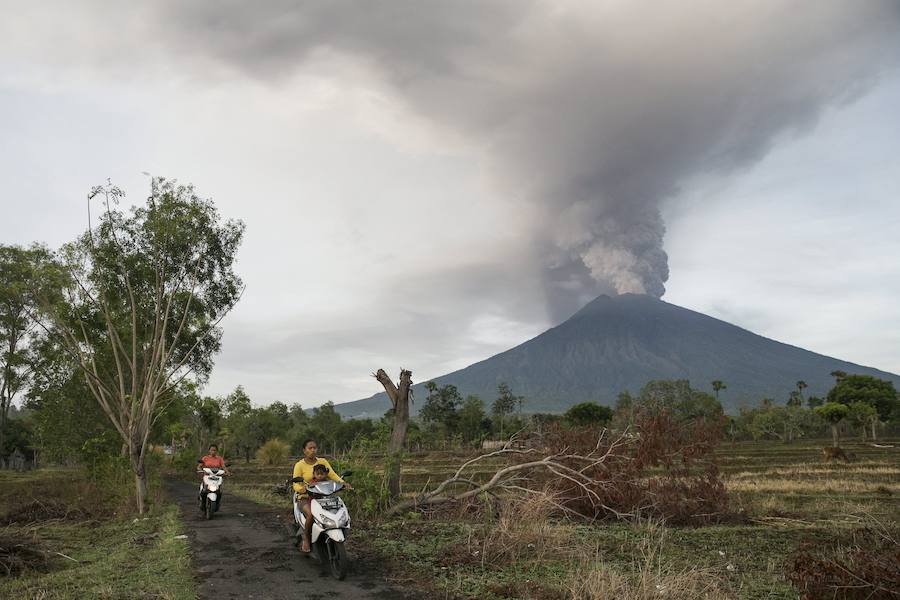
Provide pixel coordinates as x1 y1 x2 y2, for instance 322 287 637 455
164 478 416 600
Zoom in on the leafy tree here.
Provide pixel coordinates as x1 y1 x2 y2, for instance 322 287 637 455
334 418 377 452
311 401 342 453
268 401 290 421
32 179 244 513
787 390 803 408
492 382 522 438
564 402 613 427
222 385 254 461
814 402 850 447
420 382 462 435
830 370 847 383
826 374 897 439
288 402 309 429
611 390 636 428
0 244 51 455
637 380 723 423
846 401 878 442
187 393 223 454
457 395 486 444
223 385 252 418
749 406 822 443
710 380 726 402
806 395 824 409
25 334 116 463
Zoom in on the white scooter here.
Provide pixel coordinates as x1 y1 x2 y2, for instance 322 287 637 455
197 467 226 520
291 473 352 580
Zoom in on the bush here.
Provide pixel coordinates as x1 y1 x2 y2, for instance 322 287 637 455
172 448 200 472
328 456 390 519
256 438 289 465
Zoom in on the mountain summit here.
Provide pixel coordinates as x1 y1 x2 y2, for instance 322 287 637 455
335 294 900 417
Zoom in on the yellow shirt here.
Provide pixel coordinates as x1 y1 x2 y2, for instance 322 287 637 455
292 458 343 494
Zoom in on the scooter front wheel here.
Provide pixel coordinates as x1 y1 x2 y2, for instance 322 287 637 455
328 540 348 580
205 499 214 520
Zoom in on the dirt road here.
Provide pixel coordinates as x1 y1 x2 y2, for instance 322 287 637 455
164 478 416 600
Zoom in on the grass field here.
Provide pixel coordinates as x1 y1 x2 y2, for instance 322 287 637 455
0 469 195 600
228 438 900 599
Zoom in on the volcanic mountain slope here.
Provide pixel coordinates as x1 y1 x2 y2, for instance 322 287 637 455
335 294 900 417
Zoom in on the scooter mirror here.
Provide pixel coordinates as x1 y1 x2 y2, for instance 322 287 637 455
340 471 353 478
290 476 305 483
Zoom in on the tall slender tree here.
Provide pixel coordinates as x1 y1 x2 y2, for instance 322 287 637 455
32 179 244 513
492 382 522 438
0 244 50 456
711 380 726 402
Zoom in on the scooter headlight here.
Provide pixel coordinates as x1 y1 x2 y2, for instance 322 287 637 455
316 515 337 528
207 484 219 492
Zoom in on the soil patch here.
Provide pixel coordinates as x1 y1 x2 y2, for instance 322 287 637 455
1 499 91 525
0 533 52 577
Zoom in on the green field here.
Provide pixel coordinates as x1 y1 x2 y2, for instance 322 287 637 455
228 439 900 600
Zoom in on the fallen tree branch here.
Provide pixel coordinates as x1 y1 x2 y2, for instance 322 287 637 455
386 427 635 516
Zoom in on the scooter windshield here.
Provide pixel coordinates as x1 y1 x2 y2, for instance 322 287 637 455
308 481 343 495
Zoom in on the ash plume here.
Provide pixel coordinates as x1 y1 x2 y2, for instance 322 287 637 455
140 2 900 314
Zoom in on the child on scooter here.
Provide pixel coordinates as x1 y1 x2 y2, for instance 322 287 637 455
308 463 330 486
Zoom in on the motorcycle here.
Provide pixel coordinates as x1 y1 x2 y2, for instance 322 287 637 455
197 467 226 520
292 472 352 580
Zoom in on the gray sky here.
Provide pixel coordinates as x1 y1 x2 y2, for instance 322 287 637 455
2 1 899 408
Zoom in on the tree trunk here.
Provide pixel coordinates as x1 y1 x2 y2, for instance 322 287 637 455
871 417 878 441
131 449 147 514
375 368 412 499
831 424 839 448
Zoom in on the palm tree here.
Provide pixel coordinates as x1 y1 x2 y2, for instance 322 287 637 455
711 380 726 402
796 380 808 400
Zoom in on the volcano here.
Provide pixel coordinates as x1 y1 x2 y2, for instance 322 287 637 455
335 294 900 417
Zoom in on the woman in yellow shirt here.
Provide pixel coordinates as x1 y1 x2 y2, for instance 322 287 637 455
293 438 352 552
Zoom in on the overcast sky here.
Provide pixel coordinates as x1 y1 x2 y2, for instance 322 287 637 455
2 1 899 408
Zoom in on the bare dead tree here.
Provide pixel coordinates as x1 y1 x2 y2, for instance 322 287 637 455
373 368 412 498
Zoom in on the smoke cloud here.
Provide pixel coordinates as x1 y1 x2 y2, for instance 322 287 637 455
18 1 900 317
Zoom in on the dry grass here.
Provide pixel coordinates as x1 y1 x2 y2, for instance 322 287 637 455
444 491 579 568
727 478 900 494
569 521 731 600
728 465 900 482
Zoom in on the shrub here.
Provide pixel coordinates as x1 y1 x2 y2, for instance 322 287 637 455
256 438 289 465
172 448 200 471
329 456 390 519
